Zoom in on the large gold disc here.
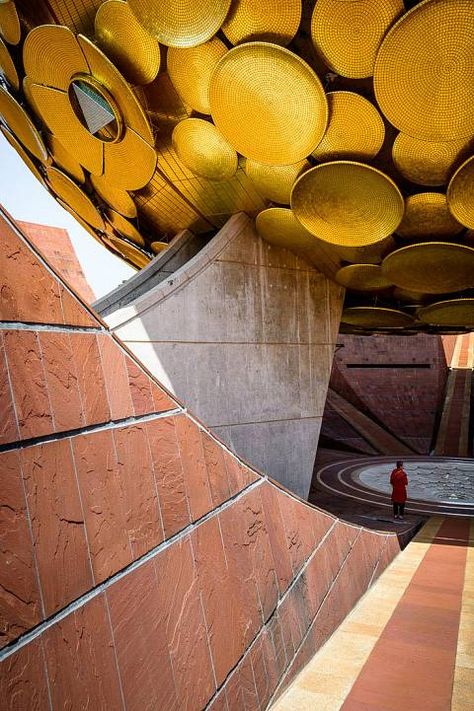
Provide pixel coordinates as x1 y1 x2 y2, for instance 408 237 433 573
101 125 157 190
91 173 137 218
56 198 103 243
209 42 327 165
95 0 161 86
0 1 20 45
0 36 18 89
102 233 150 269
46 133 85 185
255 207 316 251
245 158 309 205
222 0 301 47
167 37 227 115
392 132 474 187
46 166 105 230
0 85 48 162
105 209 145 247
418 299 474 328
340 306 414 328
382 242 474 295
150 241 168 254
127 0 231 48
291 162 404 247
335 264 393 292
172 118 238 181
23 25 89 92
0 125 45 185
312 91 385 162
311 0 403 79
396 193 463 239
374 0 474 140
447 156 474 229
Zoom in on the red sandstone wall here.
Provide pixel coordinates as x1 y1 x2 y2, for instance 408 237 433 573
18 220 96 304
0 212 400 709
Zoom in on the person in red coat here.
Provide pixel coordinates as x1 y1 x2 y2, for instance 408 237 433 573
390 460 408 520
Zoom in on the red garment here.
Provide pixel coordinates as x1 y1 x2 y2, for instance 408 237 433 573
390 468 408 503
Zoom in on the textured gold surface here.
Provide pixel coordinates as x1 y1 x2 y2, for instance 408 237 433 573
382 242 474 295
447 156 474 229
291 162 404 247
256 207 316 251
150 241 168 254
0 85 48 162
56 198 103 243
0 125 45 185
172 119 238 181
209 42 327 165
340 306 414 328
101 125 157 189
102 233 150 269
95 0 161 85
396 193 463 239
46 133 85 184
105 209 145 247
392 132 474 187
46 166 105 230
222 0 301 46
312 92 385 162
0 36 18 89
127 0 231 48
335 264 393 292
311 0 403 79
245 158 309 205
0 1 20 45
167 37 227 115
418 299 474 328
374 0 474 140
90 174 137 218
23 25 89 92
44 0 104 37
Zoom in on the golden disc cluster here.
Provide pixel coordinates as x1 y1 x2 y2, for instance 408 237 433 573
0 0 473 331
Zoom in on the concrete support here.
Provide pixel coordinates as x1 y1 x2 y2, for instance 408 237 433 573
104 213 344 498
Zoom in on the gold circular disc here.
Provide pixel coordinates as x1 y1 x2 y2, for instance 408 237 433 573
335 264 393 292
0 36 18 89
312 92 385 162
46 166 105 230
382 242 474 295
209 42 328 165
341 306 414 328
222 0 301 46
46 134 85 184
23 25 90 92
255 207 316 251
102 233 150 269
172 118 238 181
392 132 474 187
418 299 474 328
0 125 45 185
91 173 137 218
291 162 404 247
150 240 168 254
127 0 231 48
396 193 463 239
167 37 227 115
95 1 161 85
0 85 48 162
374 0 474 140
245 158 310 205
0 2 20 45
56 198 103 243
311 0 403 79
447 156 474 229
105 210 145 247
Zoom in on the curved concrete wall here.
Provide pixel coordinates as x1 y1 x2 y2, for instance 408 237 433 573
104 213 344 498
0 212 400 709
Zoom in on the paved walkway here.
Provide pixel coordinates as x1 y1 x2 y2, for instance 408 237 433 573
272 517 474 710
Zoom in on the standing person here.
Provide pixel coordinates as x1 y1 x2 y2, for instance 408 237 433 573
390 461 408 520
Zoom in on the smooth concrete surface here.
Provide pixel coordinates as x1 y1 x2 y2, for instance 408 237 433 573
104 213 344 498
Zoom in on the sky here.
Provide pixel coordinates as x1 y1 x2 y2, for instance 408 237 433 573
0 132 135 298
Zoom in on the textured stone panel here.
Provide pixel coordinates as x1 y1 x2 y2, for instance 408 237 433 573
175 415 213 521
43 594 124 709
97 333 134 420
58 283 100 328
113 425 164 558
72 429 132 583
0 451 41 647
0 639 50 710
201 430 231 508
207 689 229 711
226 653 259 711
0 333 19 445
146 416 191 538
21 439 93 615
260 482 294 595
107 560 178 711
126 357 155 416
251 629 279 709
39 331 84 432
70 332 111 425
225 453 259 496
4 330 53 440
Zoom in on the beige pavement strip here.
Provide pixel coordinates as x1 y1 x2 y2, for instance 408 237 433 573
272 517 444 710
452 519 474 710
